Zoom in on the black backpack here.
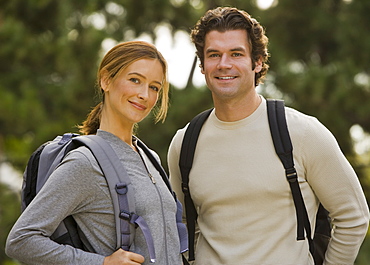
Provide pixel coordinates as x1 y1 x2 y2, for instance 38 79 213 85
22 133 188 262
179 99 331 264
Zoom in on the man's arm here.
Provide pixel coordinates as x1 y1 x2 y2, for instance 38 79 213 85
168 128 186 219
297 115 369 264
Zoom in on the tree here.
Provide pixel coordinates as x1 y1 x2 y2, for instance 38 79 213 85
0 183 21 264
257 0 370 197
1 0 369 263
0 0 203 169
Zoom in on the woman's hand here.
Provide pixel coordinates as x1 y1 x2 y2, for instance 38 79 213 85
103 249 145 265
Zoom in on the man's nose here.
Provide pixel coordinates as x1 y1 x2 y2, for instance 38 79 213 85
217 54 232 69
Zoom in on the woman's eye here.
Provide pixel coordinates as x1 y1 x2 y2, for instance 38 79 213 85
150 85 160 92
130 78 140 84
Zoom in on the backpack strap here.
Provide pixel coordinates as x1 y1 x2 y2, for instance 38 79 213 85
179 108 213 261
137 139 172 192
70 135 156 262
266 99 314 254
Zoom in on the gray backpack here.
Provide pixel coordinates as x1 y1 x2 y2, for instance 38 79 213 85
22 133 188 262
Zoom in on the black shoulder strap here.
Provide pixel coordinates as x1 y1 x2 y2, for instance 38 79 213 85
179 108 213 177
136 139 172 195
266 99 314 254
179 108 212 261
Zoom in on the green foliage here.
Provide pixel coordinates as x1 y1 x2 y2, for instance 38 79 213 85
0 0 369 263
0 0 204 170
256 0 370 200
261 0 370 136
355 233 370 265
0 184 20 264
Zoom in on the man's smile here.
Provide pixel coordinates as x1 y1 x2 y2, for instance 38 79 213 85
216 76 237 80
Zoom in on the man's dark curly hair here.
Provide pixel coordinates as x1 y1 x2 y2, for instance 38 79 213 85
191 7 270 86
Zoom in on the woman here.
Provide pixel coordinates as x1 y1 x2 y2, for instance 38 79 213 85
6 41 183 265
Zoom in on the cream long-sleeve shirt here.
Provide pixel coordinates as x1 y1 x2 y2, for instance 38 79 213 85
168 97 369 265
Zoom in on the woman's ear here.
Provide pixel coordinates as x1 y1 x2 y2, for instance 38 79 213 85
100 71 110 92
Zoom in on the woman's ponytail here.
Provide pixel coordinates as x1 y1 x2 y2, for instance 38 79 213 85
78 102 103 135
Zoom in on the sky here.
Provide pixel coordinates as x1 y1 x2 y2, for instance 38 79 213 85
137 26 205 89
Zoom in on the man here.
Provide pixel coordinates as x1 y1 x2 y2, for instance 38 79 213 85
167 6 369 265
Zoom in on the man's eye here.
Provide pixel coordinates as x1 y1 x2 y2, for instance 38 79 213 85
209 54 220 58
232 53 243 57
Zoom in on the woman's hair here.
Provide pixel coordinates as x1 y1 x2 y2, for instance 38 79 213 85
190 7 270 86
79 41 169 135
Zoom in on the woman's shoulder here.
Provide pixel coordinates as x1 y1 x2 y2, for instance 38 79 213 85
64 146 98 165
58 146 101 180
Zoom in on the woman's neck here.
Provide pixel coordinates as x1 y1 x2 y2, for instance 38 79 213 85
99 122 134 149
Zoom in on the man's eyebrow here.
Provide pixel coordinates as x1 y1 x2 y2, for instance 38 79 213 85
230 47 247 52
205 48 219 54
205 47 247 53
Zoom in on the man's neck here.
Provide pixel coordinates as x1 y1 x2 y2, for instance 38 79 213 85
213 93 262 122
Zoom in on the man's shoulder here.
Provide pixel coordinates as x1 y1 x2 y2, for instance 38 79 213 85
171 123 189 144
285 106 318 126
284 106 332 144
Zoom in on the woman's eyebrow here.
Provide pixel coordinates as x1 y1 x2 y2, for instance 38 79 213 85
128 72 162 86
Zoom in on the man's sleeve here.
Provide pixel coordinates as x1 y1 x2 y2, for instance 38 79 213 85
301 117 369 264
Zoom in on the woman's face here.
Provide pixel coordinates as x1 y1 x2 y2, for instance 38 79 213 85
102 58 164 126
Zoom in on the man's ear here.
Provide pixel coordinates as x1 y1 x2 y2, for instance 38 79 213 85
254 58 263 73
200 64 205 74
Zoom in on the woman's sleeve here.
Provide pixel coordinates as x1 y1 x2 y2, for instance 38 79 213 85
5 149 106 265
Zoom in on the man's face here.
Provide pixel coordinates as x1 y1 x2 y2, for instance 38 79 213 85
201 30 262 103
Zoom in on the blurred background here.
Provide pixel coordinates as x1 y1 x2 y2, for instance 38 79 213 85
0 0 369 264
